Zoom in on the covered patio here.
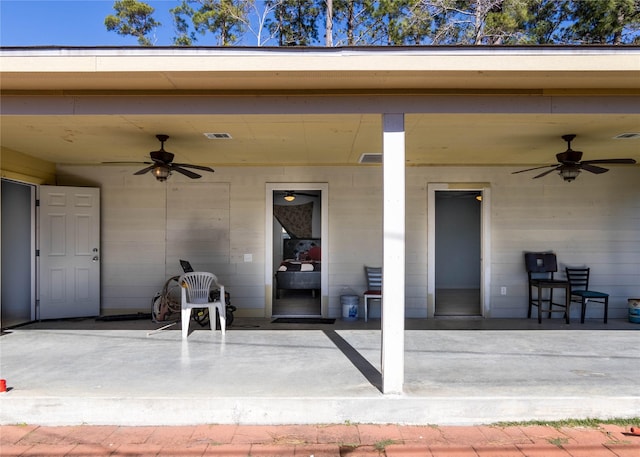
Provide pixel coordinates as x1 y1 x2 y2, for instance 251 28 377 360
1 316 638 426
1 45 639 401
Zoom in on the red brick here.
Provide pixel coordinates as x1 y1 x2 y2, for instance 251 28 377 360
429 445 479 457
156 444 208 456
0 425 39 445
339 444 383 456
556 426 609 445
63 425 119 446
232 425 282 444
191 424 238 445
385 443 433 456
112 443 163 456
515 443 571 456
497 426 535 445
146 425 197 445
398 425 445 444
0 444 33 456
203 443 252 456
265 425 318 445
357 423 403 446
518 426 570 445
104 426 157 445
477 426 529 447
561 444 618 457
474 446 524 457
15 426 77 445
247 443 296 456
317 424 360 445
440 426 490 447
604 443 640 457
293 443 342 456
18 443 76 456
67 443 117 456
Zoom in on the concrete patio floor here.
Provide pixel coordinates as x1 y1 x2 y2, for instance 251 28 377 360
0 316 639 428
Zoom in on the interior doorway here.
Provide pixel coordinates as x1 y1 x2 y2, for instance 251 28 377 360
434 191 482 316
427 183 491 318
265 183 328 318
1 179 36 328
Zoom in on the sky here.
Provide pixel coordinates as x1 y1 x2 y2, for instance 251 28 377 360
0 0 230 47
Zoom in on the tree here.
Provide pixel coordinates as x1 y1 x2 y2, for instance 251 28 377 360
266 0 322 45
365 0 430 45
332 0 384 45
171 0 249 46
419 0 535 45
326 0 333 45
331 0 374 46
518 0 572 44
104 0 160 46
106 0 640 46
566 0 640 44
171 1 198 46
238 1 284 45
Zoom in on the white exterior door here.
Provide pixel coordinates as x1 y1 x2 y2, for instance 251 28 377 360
38 186 100 319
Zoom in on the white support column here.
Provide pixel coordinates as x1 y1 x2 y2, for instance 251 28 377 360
381 113 405 394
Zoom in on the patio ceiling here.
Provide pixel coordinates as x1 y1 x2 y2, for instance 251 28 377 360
1 47 639 170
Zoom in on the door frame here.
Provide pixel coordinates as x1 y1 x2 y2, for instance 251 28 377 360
265 183 329 318
427 183 491 318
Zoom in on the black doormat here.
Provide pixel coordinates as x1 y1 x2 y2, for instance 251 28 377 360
96 312 152 322
272 317 336 324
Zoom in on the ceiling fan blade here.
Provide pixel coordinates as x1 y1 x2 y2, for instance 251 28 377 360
512 164 557 174
172 163 215 173
171 166 202 179
134 165 155 175
581 158 637 165
580 163 609 174
533 167 560 179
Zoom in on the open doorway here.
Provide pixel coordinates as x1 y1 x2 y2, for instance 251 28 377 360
427 183 491 319
265 184 328 318
434 191 482 316
1 179 36 328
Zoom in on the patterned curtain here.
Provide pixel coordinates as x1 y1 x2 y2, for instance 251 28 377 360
273 202 313 239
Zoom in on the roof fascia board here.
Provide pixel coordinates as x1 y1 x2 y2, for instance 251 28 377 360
2 46 639 74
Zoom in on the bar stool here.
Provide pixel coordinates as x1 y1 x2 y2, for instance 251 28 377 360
524 252 571 324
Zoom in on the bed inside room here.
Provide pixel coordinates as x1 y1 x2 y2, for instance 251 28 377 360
275 239 321 299
272 190 322 316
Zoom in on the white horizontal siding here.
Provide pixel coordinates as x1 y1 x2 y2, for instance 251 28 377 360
57 164 639 320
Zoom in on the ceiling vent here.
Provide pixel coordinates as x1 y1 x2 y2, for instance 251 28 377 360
203 132 232 139
613 133 640 139
359 153 382 164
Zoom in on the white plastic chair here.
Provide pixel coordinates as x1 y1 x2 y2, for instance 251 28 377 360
179 272 226 338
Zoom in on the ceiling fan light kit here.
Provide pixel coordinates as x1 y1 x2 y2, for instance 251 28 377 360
558 167 580 182
513 134 636 182
152 164 171 182
132 134 215 182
